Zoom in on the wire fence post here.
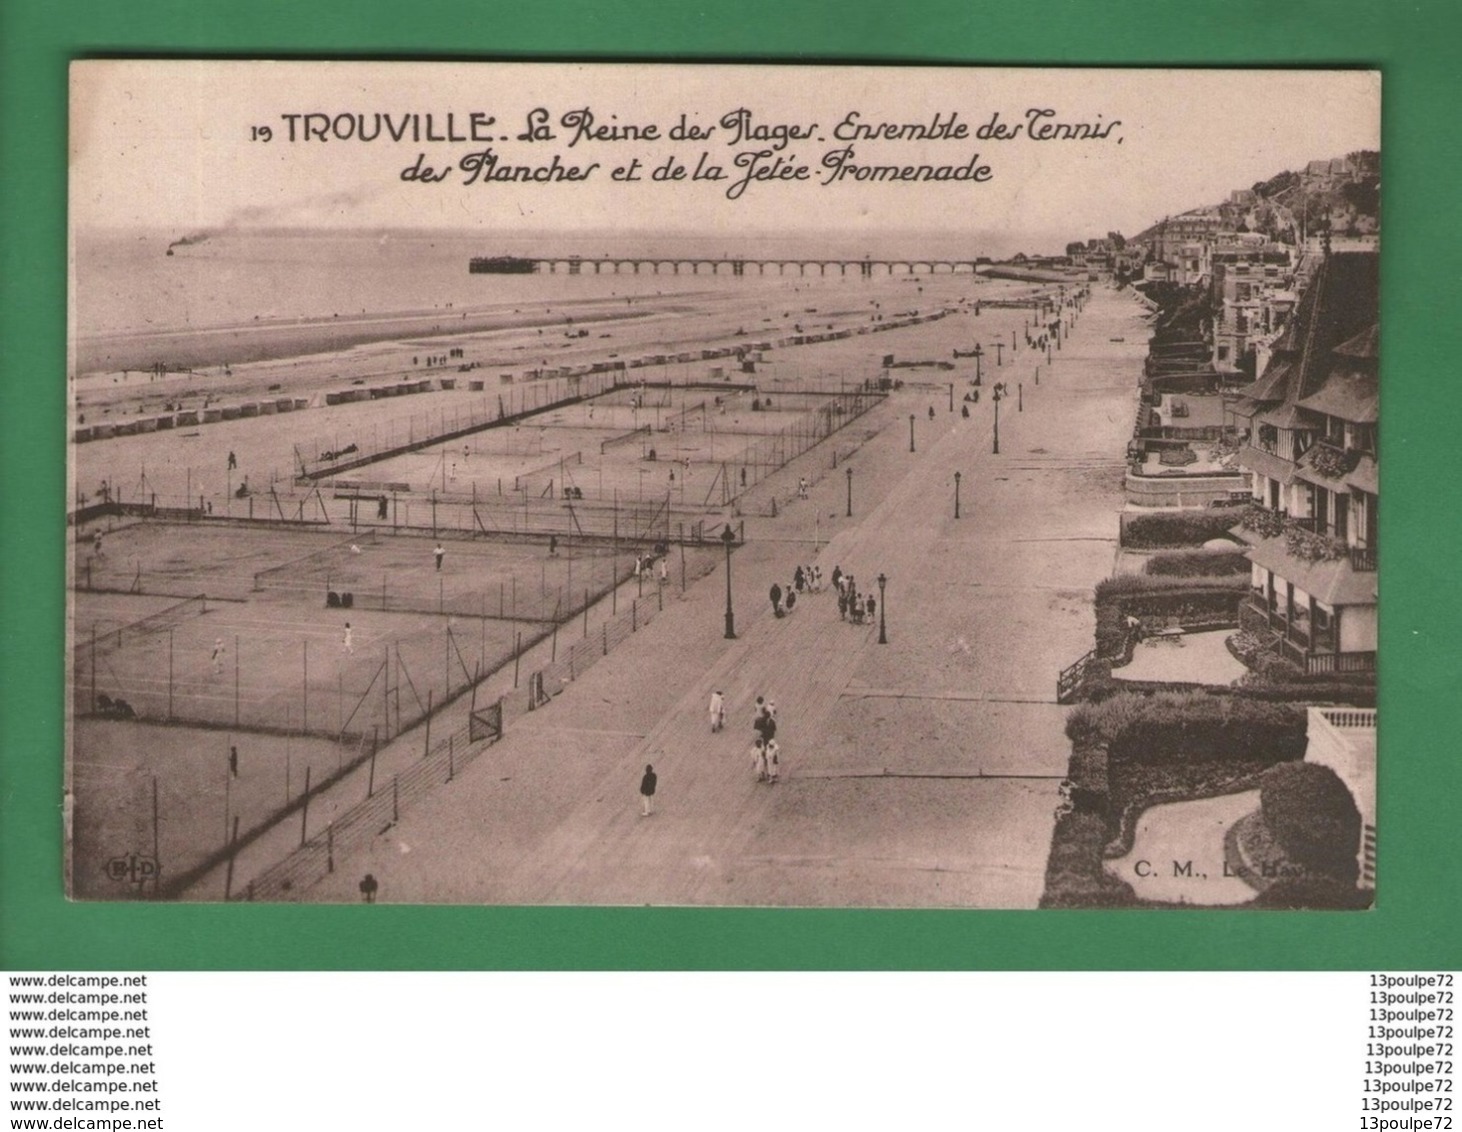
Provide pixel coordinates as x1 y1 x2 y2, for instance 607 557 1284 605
299 766 311 848
223 816 240 900
234 634 241 726
423 690 433 759
151 777 161 896
368 726 378 798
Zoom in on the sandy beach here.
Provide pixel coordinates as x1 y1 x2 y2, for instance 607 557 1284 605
71 270 1041 514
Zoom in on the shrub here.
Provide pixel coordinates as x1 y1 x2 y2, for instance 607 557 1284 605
1238 680 1376 705
1123 510 1247 549
1226 630 1275 668
1067 691 1307 764
1145 549 1252 578
1039 811 1139 909
1094 601 1131 660
1250 652 1304 681
1252 875 1372 910
1079 676 1376 707
1239 503 1285 539
1259 762 1362 883
1092 575 1247 658
1096 573 1250 598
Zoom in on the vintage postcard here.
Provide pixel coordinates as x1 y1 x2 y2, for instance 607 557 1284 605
67 63 1379 908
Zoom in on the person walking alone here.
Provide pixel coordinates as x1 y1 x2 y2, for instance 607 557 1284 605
765 738 781 784
434 543 445 572
709 689 725 733
639 763 658 817
343 622 354 655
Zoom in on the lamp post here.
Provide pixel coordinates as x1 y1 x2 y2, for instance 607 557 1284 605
877 573 888 645
721 524 737 639
954 471 961 519
1011 328 1016 351
845 465 853 517
1018 383 1023 412
993 341 1004 367
948 382 954 412
973 342 984 385
909 414 916 453
992 382 1007 454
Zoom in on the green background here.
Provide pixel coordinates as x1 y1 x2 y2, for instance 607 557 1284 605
2 0 1455 971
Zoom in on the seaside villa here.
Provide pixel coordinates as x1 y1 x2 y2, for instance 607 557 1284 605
1230 251 1379 677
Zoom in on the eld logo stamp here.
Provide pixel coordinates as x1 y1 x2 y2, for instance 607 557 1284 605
105 853 160 887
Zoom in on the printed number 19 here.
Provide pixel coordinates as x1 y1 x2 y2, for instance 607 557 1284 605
251 125 272 142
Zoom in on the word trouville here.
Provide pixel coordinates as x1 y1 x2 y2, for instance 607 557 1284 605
277 107 1121 147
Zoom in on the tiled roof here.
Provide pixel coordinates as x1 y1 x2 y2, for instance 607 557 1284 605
1345 454 1379 495
1295 368 1379 423
1255 404 1316 430
1239 445 1298 485
1333 323 1379 359
1246 536 1378 606
1240 254 1379 408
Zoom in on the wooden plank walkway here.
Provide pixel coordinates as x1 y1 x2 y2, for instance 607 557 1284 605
301 287 1154 907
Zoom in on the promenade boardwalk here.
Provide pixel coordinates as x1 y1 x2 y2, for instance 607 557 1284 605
297 286 1148 908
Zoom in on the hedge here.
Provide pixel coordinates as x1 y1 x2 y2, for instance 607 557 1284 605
1096 573 1250 598
1081 677 1377 707
1144 549 1252 577
1252 875 1373 909
1259 761 1362 883
1093 575 1247 659
1122 510 1247 549
1038 811 1139 909
1066 691 1307 763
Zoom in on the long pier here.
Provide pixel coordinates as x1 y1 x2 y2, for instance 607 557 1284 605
474 256 985 277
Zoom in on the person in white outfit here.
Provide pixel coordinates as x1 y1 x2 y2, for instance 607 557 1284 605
709 690 725 732
765 739 781 784
343 622 354 655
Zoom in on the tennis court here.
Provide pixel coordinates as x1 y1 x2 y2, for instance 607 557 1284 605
71 717 362 900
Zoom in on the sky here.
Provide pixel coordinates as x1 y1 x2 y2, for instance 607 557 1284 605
70 62 1380 245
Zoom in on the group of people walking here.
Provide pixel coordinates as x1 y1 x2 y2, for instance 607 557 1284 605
750 696 781 784
769 562 824 617
638 554 895 815
705 689 784 785
831 565 876 626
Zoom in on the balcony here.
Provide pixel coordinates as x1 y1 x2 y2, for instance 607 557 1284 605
1279 632 1375 675
1350 545 1377 572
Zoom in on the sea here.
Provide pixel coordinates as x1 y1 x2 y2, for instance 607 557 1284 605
72 226 1066 341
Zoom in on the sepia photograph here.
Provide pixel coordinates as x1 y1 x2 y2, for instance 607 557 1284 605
66 62 1380 910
